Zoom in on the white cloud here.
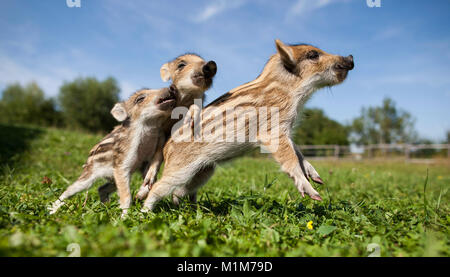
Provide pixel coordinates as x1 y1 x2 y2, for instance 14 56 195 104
288 0 353 17
0 52 142 101
120 80 140 99
101 0 174 34
192 0 246 23
372 26 404 41
0 21 40 56
354 71 450 91
0 54 68 97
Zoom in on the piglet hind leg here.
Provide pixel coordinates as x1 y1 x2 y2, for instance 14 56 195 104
141 178 179 212
172 164 215 205
48 168 105 214
141 164 196 212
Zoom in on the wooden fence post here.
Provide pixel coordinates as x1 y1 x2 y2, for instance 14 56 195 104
405 144 410 160
334 145 339 159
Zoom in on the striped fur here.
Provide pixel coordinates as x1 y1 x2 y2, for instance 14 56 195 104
49 54 217 217
141 40 354 211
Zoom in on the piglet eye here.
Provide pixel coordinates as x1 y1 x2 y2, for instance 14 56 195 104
307 50 320 60
135 95 146 104
177 63 186 70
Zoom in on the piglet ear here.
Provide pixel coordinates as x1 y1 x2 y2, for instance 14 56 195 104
111 103 128 122
275 39 296 71
160 63 171 82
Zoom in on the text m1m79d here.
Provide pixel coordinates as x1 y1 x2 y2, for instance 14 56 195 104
222 261 272 272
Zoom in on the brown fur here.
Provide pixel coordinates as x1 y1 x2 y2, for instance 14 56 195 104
49 54 217 217
141 40 354 211
49 87 178 216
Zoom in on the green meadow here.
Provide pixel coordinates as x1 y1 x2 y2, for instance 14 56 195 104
0 124 448 256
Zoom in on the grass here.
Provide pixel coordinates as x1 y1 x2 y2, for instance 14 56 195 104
0 124 449 257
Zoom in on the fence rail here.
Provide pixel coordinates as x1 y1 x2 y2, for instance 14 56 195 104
299 144 450 160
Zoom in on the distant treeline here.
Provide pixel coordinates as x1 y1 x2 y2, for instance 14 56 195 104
0 77 119 133
1 77 448 146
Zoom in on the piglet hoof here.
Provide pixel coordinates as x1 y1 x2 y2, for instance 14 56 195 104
311 176 324 185
310 194 323 201
48 199 64 215
141 202 156 213
136 186 150 201
120 209 128 219
303 160 324 185
298 179 322 201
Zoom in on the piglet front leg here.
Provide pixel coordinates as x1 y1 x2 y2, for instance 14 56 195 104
293 145 324 184
136 143 164 201
303 160 324 184
262 135 322 201
136 179 151 201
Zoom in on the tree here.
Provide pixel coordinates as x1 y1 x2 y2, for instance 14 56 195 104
59 77 120 133
293 108 350 145
350 97 417 145
0 82 62 126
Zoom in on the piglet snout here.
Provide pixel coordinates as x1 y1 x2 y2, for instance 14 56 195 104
169 84 178 97
202 61 217 79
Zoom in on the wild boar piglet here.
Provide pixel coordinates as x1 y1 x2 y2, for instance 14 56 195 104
141 40 354 212
49 85 179 217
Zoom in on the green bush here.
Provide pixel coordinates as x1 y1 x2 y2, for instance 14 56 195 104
350 97 417 145
58 77 120 133
0 82 62 127
293 108 349 146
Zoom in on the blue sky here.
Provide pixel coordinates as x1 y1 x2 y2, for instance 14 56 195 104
1 0 449 141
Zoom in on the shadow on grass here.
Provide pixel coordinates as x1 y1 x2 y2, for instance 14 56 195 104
0 124 43 167
151 194 338 218
150 198 234 216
